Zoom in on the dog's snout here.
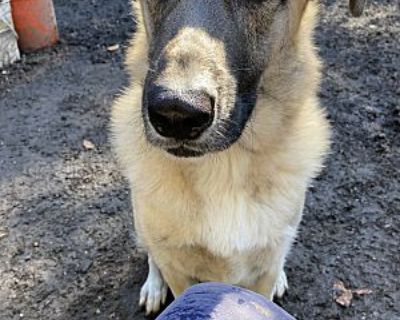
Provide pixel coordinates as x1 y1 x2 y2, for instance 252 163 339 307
147 89 214 140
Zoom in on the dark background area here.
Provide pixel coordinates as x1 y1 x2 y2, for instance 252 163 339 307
0 0 398 319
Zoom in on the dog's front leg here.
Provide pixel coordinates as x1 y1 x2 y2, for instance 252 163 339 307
161 265 195 298
251 199 305 299
139 255 168 315
249 245 291 300
251 267 289 300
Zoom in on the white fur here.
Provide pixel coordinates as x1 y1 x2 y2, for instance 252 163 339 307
139 256 168 314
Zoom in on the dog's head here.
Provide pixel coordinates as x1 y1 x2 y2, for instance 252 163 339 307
136 0 365 158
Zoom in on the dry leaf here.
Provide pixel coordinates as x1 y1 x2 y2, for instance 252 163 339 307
333 281 373 308
83 139 95 150
353 288 373 296
107 44 120 52
333 281 353 308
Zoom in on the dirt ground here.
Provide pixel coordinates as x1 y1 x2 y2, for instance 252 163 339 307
0 0 398 319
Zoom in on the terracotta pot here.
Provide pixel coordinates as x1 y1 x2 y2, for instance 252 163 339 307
11 0 58 52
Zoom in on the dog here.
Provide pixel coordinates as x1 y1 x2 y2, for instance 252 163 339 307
111 0 365 315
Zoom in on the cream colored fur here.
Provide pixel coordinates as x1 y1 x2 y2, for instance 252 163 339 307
111 0 330 314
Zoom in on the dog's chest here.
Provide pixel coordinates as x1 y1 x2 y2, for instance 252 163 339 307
176 155 293 257
138 150 298 271
195 190 273 256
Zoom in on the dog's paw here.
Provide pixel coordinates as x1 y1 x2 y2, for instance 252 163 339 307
139 267 168 315
273 270 288 298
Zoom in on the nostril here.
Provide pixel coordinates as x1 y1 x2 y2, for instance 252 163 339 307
147 89 214 140
150 112 171 136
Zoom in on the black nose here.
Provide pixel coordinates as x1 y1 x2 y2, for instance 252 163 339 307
147 88 214 140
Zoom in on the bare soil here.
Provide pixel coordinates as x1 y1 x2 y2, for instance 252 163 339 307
0 0 398 319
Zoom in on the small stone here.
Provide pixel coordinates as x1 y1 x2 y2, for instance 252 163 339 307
0 229 9 240
107 44 120 52
83 139 95 150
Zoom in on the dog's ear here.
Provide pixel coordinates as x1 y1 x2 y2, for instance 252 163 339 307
138 0 153 39
349 0 366 17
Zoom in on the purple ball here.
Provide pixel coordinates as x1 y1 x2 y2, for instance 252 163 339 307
156 282 295 320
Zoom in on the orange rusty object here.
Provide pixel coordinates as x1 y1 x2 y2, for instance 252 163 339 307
11 0 59 52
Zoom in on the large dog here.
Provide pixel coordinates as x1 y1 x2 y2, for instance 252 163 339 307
111 0 365 315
